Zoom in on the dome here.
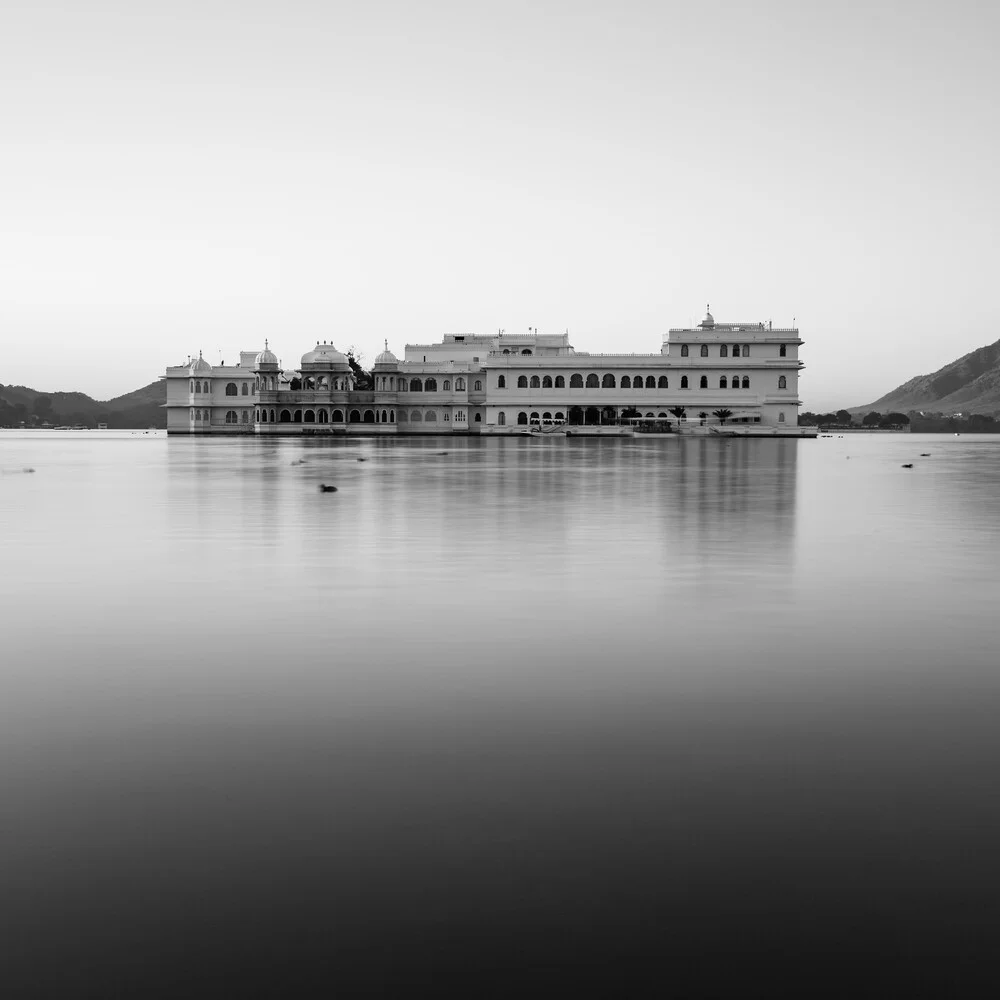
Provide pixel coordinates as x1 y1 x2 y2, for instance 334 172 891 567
301 340 349 368
374 339 398 366
698 305 715 329
190 351 212 373
255 340 278 367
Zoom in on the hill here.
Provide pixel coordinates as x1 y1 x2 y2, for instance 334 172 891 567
852 339 1000 415
0 380 167 429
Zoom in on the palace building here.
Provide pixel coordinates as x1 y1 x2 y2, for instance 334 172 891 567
163 308 806 435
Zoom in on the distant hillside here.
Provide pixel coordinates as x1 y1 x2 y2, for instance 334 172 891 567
853 339 1000 415
0 380 167 428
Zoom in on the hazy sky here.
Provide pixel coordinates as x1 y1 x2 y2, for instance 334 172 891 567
2 0 997 410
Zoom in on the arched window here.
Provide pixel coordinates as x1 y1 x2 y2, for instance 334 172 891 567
456 378 465 390
349 409 361 423
190 381 194 392
680 345 689 357
226 383 238 396
571 374 584 388
542 411 552 421
720 345 728 357
497 411 506 425
586 374 599 388
778 376 787 389
241 410 249 423
517 411 528 425
681 376 689 389
304 409 315 423
555 411 565 421
190 409 195 421
474 413 481 422
732 345 741 357
542 375 552 388
474 380 482 391
293 409 302 423
779 344 787 357
742 345 750 356
742 377 750 389
621 376 632 388
410 379 422 392
390 411 395 422
424 378 437 392
194 382 201 394
521 349 532 356
602 373 616 388
382 409 388 422
410 410 422 422
241 383 248 395
633 378 643 391
364 410 375 423
517 375 528 388
732 375 740 388
318 409 328 423
700 345 709 357
530 376 540 388
555 375 565 388
425 410 437 422
530 412 540 424
260 409 266 422
645 376 655 389
398 380 406 392
442 380 451 391
226 410 238 423
778 412 786 422
203 382 210 393
720 377 728 388
658 376 668 388
699 376 708 388
331 409 343 422
497 376 506 389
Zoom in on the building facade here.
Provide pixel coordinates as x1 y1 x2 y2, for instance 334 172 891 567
163 309 805 434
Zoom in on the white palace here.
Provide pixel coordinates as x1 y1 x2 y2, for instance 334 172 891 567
163 308 807 436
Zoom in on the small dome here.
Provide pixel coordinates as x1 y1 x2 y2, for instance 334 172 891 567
190 351 212 373
374 339 398 366
255 340 278 367
301 341 349 368
699 305 715 329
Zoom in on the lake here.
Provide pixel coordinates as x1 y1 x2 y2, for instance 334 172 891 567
2 430 1000 995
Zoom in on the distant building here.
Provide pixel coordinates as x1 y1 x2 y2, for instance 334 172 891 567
162 308 805 434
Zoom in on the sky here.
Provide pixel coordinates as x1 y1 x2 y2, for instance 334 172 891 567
1 0 997 411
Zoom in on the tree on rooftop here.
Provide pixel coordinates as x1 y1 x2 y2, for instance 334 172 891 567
345 346 373 390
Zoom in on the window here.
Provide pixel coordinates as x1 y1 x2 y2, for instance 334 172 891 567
444 412 450 421
743 345 750 356
241 383 248 395
424 378 437 392
474 380 482 391
778 412 786 422
242 410 249 423
778 376 787 389
658 376 668 388
720 345 728 357
521 349 532 356
699 376 708 388
410 378 422 392
779 344 787 357
517 411 527 425
390 411 395 422
555 411 564 421
554 375 565 388
517 375 528 388
720 377 727 388
190 409 195 421
260 409 266 422
621 376 632 388
226 410 238 423
443 380 451 391
410 410 422 422
633 378 643 390
681 376 689 389
732 345 740 357
425 410 437 422
602 374 615 388
195 382 201 394
542 411 552 421
732 375 740 388
700 345 709 357
398 380 406 392
332 409 343 422
530 412 540 424
530 375 540 388
571 374 583 388
586 374 599 388
542 375 552 388
498 376 506 388
456 378 465 390
319 409 328 423
190 381 194 392
645 376 655 389
226 383 238 396
681 345 689 357
497 411 506 426
474 413 481 422
304 409 315 423
742 377 750 389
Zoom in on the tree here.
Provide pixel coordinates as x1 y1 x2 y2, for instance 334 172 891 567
620 406 640 421
836 409 852 425
885 412 910 425
698 411 708 425
33 395 53 418
345 346 372 390
799 412 818 426
669 406 686 421
862 411 882 427
713 408 733 425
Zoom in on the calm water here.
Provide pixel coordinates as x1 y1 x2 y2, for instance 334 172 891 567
2 431 1000 995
